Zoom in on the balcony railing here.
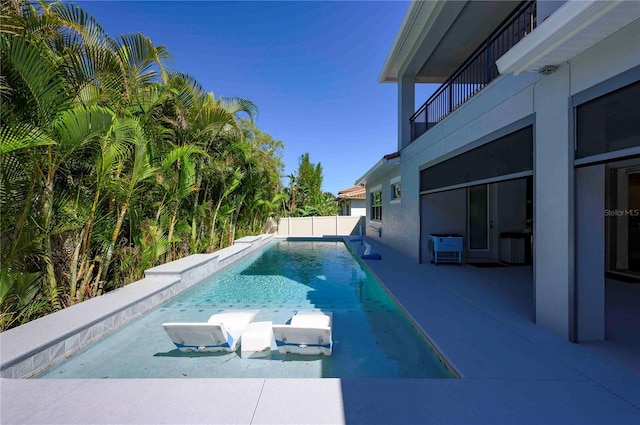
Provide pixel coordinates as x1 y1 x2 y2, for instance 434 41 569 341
410 0 537 142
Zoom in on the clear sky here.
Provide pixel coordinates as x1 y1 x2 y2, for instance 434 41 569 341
75 0 411 195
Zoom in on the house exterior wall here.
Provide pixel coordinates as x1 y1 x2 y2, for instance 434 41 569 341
535 21 639 340
382 18 639 260
363 166 405 252
350 200 366 216
371 16 640 339
338 199 365 216
388 71 540 261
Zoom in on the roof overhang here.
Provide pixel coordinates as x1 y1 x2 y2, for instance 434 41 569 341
380 1 521 83
496 0 640 76
378 1 440 83
355 153 401 187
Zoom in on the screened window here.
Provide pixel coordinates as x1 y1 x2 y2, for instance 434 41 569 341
420 126 533 192
391 178 401 202
371 190 382 221
576 81 640 159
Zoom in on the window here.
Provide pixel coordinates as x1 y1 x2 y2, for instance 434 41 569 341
370 188 382 221
390 176 401 203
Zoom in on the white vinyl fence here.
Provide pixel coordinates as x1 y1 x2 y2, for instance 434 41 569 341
277 216 364 236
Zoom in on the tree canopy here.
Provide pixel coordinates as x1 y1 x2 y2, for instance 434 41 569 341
285 153 337 217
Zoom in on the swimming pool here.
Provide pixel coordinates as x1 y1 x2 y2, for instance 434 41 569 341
39 240 454 379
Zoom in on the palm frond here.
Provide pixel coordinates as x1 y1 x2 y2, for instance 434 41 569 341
218 96 258 122
49 1 111 48
53 105 114 159
160 144 208 169
2 32 71 125
0 118 56 154
111 32 173 87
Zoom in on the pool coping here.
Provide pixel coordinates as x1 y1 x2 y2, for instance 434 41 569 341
0 234 274 378
344 237 463 379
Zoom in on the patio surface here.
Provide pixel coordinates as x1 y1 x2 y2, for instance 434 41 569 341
1 237 639 424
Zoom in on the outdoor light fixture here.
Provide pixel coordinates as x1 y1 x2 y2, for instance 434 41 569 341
538 65 559 75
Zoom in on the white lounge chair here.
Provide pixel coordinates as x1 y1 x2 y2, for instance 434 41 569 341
162 309 259 352
272 310 333 356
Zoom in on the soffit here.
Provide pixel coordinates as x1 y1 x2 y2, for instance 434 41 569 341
380 1 521 84
497 1 640 75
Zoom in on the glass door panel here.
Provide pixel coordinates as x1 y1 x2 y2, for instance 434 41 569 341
468 185 489 251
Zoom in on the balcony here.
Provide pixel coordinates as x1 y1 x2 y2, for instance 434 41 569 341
410 1 537 142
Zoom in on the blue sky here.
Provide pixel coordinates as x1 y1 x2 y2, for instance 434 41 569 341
76 0 412 195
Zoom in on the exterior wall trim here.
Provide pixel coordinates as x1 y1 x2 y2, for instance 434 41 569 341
568 94 577 342
574 147 640 168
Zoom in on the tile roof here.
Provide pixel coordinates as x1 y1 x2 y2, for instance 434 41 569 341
337 185 366 200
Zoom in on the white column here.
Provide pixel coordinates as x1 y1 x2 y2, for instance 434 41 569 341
398 75 415 151
575 164 605 341
534 65 573 339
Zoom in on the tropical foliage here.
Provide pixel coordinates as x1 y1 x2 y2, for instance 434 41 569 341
0 0 285 330
284 153 337 217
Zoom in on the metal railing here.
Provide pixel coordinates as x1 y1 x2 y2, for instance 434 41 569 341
410 1 537 142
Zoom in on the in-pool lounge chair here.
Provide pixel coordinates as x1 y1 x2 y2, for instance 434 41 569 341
272 310 333 356
162 309 259 352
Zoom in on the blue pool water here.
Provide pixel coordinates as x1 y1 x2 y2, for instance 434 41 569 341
39 241 454 379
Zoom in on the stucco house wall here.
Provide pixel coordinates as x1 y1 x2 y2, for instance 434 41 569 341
362 165 406 254
378 19 639 264
349 200 366 217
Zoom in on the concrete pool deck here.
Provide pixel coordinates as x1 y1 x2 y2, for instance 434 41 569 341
1 236 639 424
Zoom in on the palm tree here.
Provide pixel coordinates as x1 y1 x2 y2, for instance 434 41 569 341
1 8 116 308
159 72 258 253
1 1 284 328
